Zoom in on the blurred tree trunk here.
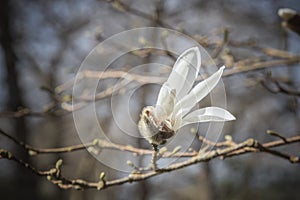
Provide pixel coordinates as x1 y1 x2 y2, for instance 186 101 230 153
198 163 215 200
0 1 38 199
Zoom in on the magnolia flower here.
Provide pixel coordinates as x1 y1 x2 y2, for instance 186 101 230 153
138 47 235 148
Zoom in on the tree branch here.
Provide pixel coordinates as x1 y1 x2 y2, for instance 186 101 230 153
1 127 299 190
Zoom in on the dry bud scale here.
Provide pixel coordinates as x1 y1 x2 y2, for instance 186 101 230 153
138 47 235 149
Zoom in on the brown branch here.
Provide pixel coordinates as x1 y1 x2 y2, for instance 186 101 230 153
274 81 300 96
223 57 300 77
0 108 46 118
2 135 298 191
261 74 300 96
0 128 194 157
0 128 91 155
198 135 235 147
1 126 299 191
1 35 298 115
56 55 300 110
266 130 288 142
0 149 104 190
223 135 300 161
261 47 297 59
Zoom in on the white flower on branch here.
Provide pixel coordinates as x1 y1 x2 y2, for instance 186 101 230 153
138 47 235 147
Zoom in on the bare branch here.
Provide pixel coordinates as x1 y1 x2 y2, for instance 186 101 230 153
1 127 299 190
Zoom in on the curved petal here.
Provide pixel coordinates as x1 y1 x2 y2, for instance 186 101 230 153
166 47 201 101
154 83 176 122
173 66 225 118
175 106 235 130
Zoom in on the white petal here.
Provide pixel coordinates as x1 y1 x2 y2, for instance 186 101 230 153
154 83 176 122
175 107 236 130
173 66 225 118
173 112 183 131
166 47 201 101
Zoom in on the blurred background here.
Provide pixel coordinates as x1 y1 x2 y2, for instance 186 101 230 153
0 0 300 199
